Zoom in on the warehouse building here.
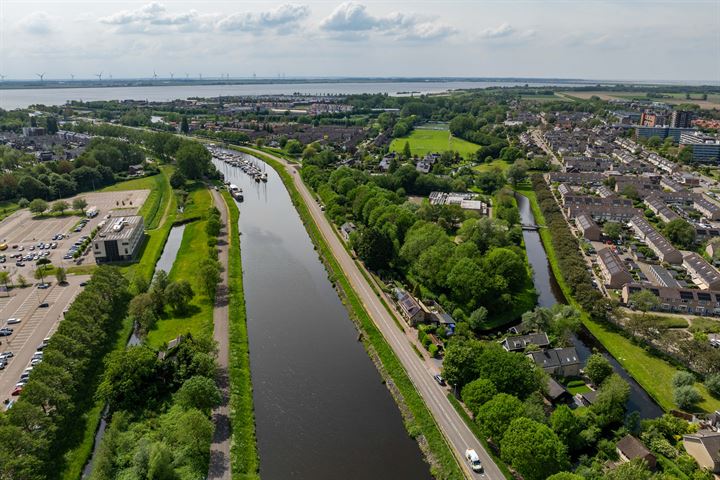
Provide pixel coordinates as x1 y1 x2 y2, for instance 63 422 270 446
93 216 145 263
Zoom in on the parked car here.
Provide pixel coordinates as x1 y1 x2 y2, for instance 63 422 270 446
37 283 50 289
38 302 49 308
6 318 21 325
11 386 22 396
433 374 446 386
0 351 13 359
465 449 483 473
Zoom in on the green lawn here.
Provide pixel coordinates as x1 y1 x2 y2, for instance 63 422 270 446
515 183 720 413
390 125 479 159
146 187 214 348
564 379 591 395
221 190 260 480
0 200 19 222
473 159 511 173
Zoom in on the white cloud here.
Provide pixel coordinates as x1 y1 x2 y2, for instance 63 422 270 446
319 2 456 41
99 2 309 35
19 12 55 35
217 4 310 32
478 23 514 39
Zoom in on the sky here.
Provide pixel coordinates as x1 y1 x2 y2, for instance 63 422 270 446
0 0 719 82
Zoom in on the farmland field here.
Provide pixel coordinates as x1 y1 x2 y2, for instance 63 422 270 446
389 124 479 159
560 90 720 109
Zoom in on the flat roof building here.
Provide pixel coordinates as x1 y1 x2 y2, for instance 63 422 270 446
683 252 720 290
93 215 145 263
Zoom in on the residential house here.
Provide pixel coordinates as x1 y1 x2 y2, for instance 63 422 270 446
694 195 720 221
647 265 681 288
616 435 657 470
644 195 680 223
575 214 602 241
597 248 633 289
546 377 572 404
683 430 720 473
501 332 550 352
683 252 720 290
527 347 582 377
629 215 683 264
395 289 427 326
622 283 720 316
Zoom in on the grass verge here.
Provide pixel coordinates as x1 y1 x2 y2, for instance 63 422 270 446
237 147 464 480
514 184 720 412
221 190 260 480
146 187 214 348
389 126 479 159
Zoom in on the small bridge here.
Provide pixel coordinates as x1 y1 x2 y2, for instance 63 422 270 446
521 224 539 231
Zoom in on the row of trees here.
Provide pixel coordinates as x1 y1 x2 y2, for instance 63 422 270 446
0 267 130 478
91 336 220 480
301 160 530 323
533 175 611 320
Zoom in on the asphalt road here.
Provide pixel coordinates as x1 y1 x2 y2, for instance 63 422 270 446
208 189 232 480
245 147 503 480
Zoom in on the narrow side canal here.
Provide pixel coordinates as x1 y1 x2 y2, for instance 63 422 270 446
215 156 432 480
517 193 662 419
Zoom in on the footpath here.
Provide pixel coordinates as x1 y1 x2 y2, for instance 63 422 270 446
208 189 232 480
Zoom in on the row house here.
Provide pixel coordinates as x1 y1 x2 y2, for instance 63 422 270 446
629 215 683 264
644 195 681 223
683 252 720 290
623 283 720 316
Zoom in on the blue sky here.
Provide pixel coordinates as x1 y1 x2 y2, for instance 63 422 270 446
1 0 718 81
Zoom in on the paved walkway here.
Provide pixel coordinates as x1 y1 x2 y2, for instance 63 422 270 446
245 147 502 480
208 189 232 480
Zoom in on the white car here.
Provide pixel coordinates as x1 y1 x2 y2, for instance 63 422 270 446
6 318 20 325
465 449 483 473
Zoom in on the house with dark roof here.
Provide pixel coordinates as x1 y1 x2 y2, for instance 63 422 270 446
527 347 582 377
501 332 550 352
616 435 656 470
597 247 633 289
575 214 602 241
683 430 720 473
576 389 598 407
546 377 572 404
395 289 427 326
683 252 720 290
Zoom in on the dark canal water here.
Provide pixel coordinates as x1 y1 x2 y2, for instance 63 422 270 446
154 224 186 275
516 194 663 419
214 156 432 480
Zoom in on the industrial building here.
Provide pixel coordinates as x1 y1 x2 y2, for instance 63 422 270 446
93 216 145 263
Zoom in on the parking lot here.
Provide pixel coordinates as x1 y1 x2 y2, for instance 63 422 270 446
0 190 148 281
0 274 90 405
0 189 148 408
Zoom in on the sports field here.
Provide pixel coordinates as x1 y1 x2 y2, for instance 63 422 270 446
389 124 479 159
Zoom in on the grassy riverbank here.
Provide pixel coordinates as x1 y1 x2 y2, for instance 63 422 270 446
146 187 214 348
221 190 260 480
514 183 720 413
237 147 464 480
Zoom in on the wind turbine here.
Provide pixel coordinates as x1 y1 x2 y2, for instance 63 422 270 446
198 73 202 79
0 74 6 81
36 73 45 81
185 73 189 79
70 74 75 81
169 72 174 79
153 70 158 80
95 72 103 81
109 73 113 80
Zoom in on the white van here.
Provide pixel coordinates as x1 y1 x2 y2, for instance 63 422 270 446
465 449 483 473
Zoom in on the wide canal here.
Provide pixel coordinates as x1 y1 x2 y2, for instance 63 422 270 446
214 156 432 480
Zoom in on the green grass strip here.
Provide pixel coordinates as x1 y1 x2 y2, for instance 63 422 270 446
236 147 464 480
221 190 260 480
